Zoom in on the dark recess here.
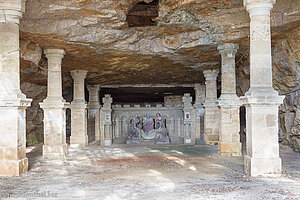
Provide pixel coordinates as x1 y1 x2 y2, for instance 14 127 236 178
127 0 159 27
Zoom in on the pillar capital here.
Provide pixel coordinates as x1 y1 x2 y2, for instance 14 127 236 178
0 0 26 24
243 0 276 17
87 84 100 93
44 49 65 64
203 69 219 81
87 85 100 108
217 43 239 58
70 70 87 82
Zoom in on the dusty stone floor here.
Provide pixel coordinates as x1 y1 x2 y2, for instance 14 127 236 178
0 144 300 200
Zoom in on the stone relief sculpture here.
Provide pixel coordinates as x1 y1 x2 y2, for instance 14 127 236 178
127 113 170 144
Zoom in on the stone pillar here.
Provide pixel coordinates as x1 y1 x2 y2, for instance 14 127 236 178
203 69 220 145
40 49 68 158
218 43 242 156
100 94 113 146
194 83 206 144
87 85 101 142
183 93 196 145
0 0 32 176
70 70 88 147
241 0 284 176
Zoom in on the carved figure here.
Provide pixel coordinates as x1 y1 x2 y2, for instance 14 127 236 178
143 114 154 132
129 115 141 139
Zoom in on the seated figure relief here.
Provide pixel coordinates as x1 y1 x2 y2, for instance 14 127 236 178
128 113 170 144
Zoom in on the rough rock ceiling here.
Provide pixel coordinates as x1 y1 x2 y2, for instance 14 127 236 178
19 0 300 87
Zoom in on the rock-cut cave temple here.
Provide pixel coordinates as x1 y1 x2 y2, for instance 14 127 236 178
0 0 300 178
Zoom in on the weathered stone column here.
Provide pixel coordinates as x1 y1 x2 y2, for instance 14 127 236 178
0 0 32 176
100 94 113 146
183 93 196 145
203 69 220 145
40 49 68 158
194 83 206 144
70 70 88 147
242 0 284 176
218 43 242 156
87 85 101 142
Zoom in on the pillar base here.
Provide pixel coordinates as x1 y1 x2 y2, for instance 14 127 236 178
219 142 242 156
70 135 88 148
244 155 281 177
184 138 196 145
204 135 219 145
100 139 112 146
43 144 67 158
0 158 28 176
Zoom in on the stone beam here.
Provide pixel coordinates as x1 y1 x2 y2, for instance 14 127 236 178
70 70 88 147
40 49 68 158
0 0 32 176
218 43 242 157
242 0 285 176
203 69 220 145
100 84 194 88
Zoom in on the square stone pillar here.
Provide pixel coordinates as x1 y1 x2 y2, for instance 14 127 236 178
0 0 32 176
87 85 101 142
183 93 196 145
70 70 88 147
40 49 68 158
218 43 242 156
194 83 206 144
100 94 113 146
203 69 220 145
242 0 285 176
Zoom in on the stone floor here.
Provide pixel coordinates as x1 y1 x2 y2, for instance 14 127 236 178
0 143 300 200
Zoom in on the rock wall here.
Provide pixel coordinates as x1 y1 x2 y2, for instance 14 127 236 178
236 27 300 152
21 82 46 145
273 27 300 152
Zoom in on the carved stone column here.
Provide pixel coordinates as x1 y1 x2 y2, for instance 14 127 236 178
70 70 88 147
203 69 220 145
241 0 284 176
100 94 113 146
40 49 68 158
0 0 32 176
218 43 242 156
87 85 101 142
183 93 196 145
194 83 206 144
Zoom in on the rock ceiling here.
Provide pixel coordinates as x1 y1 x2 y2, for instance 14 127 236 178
19 0 300 86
